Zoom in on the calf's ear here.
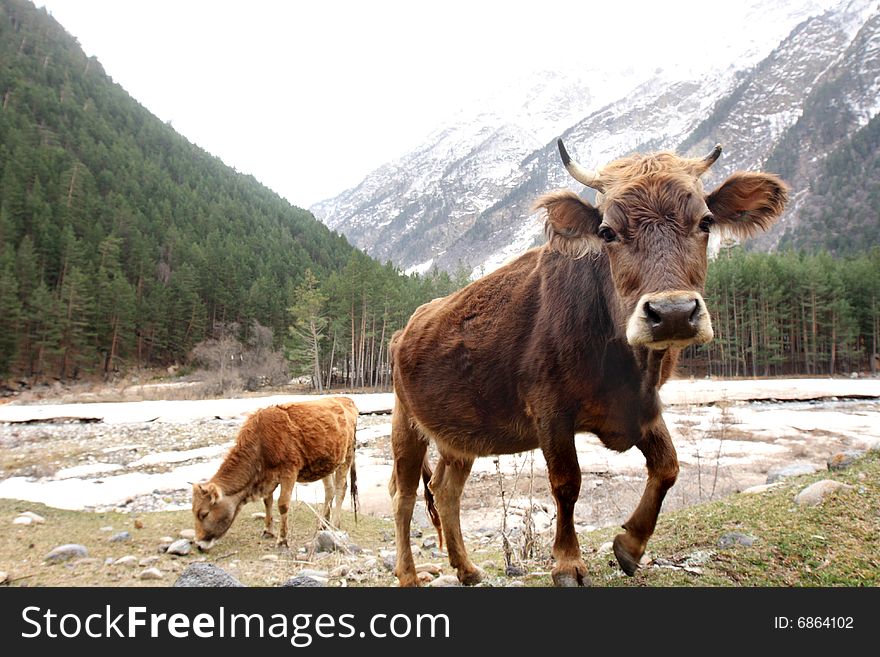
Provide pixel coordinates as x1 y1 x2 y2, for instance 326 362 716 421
195 482 223 505
706 173 789 239
534 190 602 258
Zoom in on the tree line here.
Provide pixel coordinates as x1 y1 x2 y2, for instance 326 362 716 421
679 248 880 378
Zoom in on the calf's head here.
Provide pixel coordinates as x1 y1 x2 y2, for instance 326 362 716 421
540 140 788 350
191 481 237 551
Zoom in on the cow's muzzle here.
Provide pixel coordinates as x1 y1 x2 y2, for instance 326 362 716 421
626 292 713 349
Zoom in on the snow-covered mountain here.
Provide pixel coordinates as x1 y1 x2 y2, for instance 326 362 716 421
312 0 879 275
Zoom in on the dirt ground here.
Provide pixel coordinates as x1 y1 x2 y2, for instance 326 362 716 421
1 378 878 539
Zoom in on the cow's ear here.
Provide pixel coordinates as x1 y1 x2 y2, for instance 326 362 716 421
534 190 602 258
706 173 788 239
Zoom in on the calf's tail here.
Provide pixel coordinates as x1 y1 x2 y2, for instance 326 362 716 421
349 457 359 524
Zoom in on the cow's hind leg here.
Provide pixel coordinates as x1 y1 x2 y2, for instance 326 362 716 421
390 403 427 587
542 434 589 587
261 493 275 538
276 472 298 548
613 418 679 575
431 454 482 585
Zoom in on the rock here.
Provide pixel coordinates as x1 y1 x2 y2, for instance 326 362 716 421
12 516 33 525
179 529 196 540
99 526 114 532
330 565 350 578
795 480 854 507
506 580 525 587
174 562 245 587
597 541 615 554
480 560 497 571
44 544 88 562
0 571 7 585
827 450 864 471
298 569 329 580
133 519 144 529
741 482 783 495
281 575 325 587
260 554 279 562
427 575 462 587
109 531 131 543
417 571 436 584
139 568 164 580
17 511 46 524
314 530 349 553
166 539 191 556
415 563 442 575
718 532 757 549
139 556 160 567
113 555 138 567
421 536 437 549
159 536 175 543
251 512 266 519
505 564 527 577
766 462 822 484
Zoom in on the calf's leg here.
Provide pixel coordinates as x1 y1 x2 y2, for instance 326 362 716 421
261 493 275 538
321 475 335 526
390 403 427 587
276 472 298 548
330 462 349 528
613 418 679 575
430 454 482 585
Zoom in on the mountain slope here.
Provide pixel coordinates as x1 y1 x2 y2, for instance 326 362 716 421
0 0 382 377
313 0 879 274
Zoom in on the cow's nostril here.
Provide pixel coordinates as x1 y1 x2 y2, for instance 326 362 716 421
688 300 700 325
644 302 663 326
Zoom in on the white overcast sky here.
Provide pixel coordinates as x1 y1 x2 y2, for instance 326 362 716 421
35 0 834 208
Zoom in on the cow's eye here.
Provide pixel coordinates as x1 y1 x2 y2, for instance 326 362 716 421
598 225 617 243
699 214 715 233
199 511 209 520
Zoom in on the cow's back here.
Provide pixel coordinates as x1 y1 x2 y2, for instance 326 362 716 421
392 249 555 451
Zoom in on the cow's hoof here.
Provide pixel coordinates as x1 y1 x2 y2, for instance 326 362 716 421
396 574 421 587
458 566 484 586
261 530 275 539
613 534 641 576
551 562 590 587
276 539 289 549
552 572 580 587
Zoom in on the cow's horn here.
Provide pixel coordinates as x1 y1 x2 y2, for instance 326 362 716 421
698 143 722 174
557 138 604 193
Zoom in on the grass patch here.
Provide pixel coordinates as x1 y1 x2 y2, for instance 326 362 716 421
1 453 877 587
0 499 394 587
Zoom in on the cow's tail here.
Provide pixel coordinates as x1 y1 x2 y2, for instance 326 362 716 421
349 456 359 524
421 455 443 550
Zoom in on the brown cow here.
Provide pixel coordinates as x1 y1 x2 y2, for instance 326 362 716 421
192 396 358 551
389 139 788 586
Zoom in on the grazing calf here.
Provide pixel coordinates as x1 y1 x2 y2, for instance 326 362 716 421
192 396 358 551
389 140 788 586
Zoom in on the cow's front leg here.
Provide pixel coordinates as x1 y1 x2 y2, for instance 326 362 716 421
613 417 679 575
541 434 589 587
261 493 275 538
276 473 298 548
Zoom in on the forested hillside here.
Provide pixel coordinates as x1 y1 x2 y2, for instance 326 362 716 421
680 249 880 377
0 0 461 385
